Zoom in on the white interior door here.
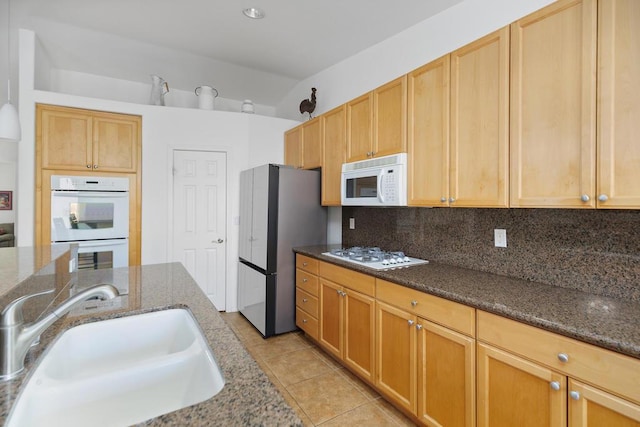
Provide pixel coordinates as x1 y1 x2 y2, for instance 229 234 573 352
172 150 227 310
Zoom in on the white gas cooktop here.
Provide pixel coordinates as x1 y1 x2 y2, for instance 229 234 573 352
322 247 429 271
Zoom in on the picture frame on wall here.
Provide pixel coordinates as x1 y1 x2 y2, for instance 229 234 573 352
0 191 12 210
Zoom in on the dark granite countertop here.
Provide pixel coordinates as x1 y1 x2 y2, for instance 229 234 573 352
295 245 640 360
0 262 302 426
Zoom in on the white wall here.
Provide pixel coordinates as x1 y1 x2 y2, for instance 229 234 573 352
277 0 556 120
18 29 299 312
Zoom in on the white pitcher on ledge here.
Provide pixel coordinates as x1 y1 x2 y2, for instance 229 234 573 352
150 75 169 106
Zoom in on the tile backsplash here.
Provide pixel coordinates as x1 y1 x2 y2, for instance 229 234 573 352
342 207 640 302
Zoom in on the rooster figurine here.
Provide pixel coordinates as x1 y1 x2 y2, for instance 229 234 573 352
299 88 317 119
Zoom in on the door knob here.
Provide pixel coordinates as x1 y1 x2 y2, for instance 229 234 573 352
213 238 224 243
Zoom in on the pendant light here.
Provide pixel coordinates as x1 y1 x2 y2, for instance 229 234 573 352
0 0 21 142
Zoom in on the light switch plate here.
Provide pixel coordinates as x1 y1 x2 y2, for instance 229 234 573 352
349 218 355 230
494 229 507 247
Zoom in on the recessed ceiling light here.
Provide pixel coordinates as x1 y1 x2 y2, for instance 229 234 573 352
243 7 265 19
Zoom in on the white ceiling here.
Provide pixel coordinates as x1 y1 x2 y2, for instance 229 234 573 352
12 0 464 106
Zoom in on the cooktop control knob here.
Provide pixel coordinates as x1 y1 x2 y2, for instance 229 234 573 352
382 259 390 265
403 257 411 262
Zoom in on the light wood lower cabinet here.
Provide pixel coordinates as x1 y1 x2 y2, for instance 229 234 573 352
295 255 320 340
478 310 640 427
319 273 376 383
376 296 475 427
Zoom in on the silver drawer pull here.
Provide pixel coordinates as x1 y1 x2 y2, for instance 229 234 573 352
302 278 308 283
570 391 580 400
302 319 308 323
557 353 569 363
302 298 308 303
410 300 418 307
550 381 561 391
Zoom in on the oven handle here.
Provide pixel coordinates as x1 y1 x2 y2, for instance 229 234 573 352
77 239 128 248
52 191 128 198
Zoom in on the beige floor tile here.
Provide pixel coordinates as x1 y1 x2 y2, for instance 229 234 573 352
336 368 380 401
287 372 369 425
308 346 344 370
375 399 418 426
319 401 400 426
265 348 335 386
249 333 310 359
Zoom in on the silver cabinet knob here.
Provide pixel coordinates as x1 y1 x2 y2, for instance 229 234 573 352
550 381 561 391
302 262 308 267
302 319 308 323
440 197 447 203
93 164 98 169
302 298 308 303
570 391 580 400
336 289 341 295
410 300 418 307
302 278 308 283
449 197 455 203
408 319 415 326
416 324 423 330
212 238 224 243
86 164 92 169
598 194 609 202
557 353 569 363
581 194 590 202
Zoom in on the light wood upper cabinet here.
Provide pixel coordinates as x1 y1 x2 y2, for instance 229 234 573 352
597 0 640 209
346 92 373 162
451 26 509 208
284 126 302 168
302 118 322 169
321 105 346 206
38 104 140 173
408 55 450 207
373 75 407 158
346 76 407 162
510 0 597 208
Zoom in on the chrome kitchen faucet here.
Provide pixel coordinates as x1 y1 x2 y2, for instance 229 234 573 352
0 284 119 380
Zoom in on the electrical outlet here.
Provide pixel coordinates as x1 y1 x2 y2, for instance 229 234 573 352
349 218 356 230
494 229 507 247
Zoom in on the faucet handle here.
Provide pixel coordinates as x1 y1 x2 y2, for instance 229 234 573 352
1 289 55 327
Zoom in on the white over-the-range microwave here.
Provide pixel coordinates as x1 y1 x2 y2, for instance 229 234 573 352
341 153 407 206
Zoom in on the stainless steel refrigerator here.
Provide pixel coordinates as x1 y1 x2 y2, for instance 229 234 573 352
238 164 327 337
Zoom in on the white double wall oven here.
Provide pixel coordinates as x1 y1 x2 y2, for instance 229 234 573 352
50 175 130 270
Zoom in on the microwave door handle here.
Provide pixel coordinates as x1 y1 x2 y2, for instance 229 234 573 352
378 170 386 204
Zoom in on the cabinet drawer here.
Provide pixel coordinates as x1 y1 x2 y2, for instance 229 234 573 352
296 255 319 275
477 310 640 404
296 288 319 318
319 261 375 297
296 307 318 340
296 269 318 296
376 279 475 337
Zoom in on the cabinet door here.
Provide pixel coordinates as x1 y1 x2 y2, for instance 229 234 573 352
407 55 450 207
597 0 640 209
343 289 375 383
477 343 566 427
568 379 640 427
373 75 407 158
418 320 475 427
93 114 140 173
39 105 93 171
319 279 343 360
346 92 373 162
321 105 346 206
510 0 597 208
302 118 322 169
376 301 417 415
451 27 509 208
284 126 302 168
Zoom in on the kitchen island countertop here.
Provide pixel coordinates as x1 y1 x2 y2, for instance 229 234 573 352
295 245 640 360
0 262 302 426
